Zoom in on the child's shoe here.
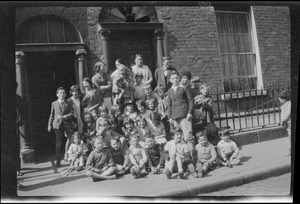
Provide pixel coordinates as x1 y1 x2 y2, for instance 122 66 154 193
130 167 138 179
197 172 203 178
192 172 199 178
178 171 184 179
226 162 233 168
55 157 61 167
164 168 172 179
107 174 117 180
76 166 84 172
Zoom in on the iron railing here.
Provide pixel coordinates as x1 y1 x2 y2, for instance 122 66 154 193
211 80 291 133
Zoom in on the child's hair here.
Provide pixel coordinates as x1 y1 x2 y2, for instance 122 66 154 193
196 130 207 139
115 58 125 65
71 131 82 143
148 98 158 106
191 76 200 83
200 84 210 92
69 85 81 95
123 117 134 126
134 54 143 60
180 70 192 80
145 134 154 140
110 135 120 143
170 71 180 78
162 56 171 62
82 77 93 88
149 111 161 122
94 135 104 143
56 87 65 94
136 115 147 124
174 127 183 134
135 73 144 79
98 104 109 114
136 99 147 109
130 133 140 140
94 61 106 73
154 86 166 93
218 128 230 137
110 104 121 116
279 90 291 101
143 84 152 91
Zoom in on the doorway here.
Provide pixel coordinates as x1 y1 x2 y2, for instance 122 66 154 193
109 30 156 75
25 51 76 155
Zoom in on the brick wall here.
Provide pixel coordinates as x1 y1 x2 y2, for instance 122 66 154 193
157 6 223 92
253 6 291 87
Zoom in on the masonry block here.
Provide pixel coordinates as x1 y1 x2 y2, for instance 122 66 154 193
230 131 259 147
257 126 288 142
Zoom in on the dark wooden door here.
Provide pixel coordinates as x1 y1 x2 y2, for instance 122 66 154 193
26 51 76 155
109 30 155 75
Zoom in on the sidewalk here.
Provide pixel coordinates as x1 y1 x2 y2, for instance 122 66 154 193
17 136 291 198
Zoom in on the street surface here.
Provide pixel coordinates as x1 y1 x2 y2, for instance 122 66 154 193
199 173 291 196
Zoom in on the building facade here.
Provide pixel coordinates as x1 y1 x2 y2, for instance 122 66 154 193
14 5 291 153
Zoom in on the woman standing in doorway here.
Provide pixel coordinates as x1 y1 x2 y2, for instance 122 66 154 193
131 54 153 86
92 61 112 110
81 77 103 114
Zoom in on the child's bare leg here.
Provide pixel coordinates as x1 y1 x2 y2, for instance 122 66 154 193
196 163 204 177
86 170 110 180
101 167 116 176
231 158 241 165
187 163 198 178
176 156 183 173
64 138 70 161
216 157 226 166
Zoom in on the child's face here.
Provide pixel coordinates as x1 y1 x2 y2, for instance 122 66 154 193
200 87 209 96
74 136 81 145
174 132 183 143
99 121 110 131
82 81 91 90
137 119 146 128
221 133 230 142
191 81 200 89
100 64 107 73
137 105 146 113
151 119 159 126
125 122 133 131
126 104 134 113
135 76 143 84
148 101 155 110
131 137 140 147
157 90 165 98
114 109 121 117
146 137 155 148
144 88 152 96
94 138 104 151
117 80 124 88
100 110 108 118
57 89 66 100
91 112 98 121
170 74 180 86
181 76 189 85
111 139 120 151
198 136 208 146
71 90 79 99
84 114 92 123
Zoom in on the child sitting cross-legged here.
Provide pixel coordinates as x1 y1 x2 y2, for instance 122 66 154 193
127 133 148 179
109 136 132 177
135 115 151 148
194 130 217 178
216 128 241 168
86 136 117 182
163 128 197 179
144 135 165 174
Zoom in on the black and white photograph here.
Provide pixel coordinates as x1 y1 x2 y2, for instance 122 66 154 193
1 1 297 203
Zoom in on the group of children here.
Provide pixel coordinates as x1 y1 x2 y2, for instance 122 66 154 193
48 58 246 180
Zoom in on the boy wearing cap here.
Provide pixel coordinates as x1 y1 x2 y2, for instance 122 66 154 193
133 73 146 101
180 70 192 89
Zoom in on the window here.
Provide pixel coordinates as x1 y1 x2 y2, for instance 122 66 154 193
215 7 262 92
16 15 81 44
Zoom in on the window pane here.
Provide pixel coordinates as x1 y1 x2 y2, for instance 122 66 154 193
48 17 64 43
218 34 252 53
221 54 256 77
64 22 80 42
16 22 31 43
31 16 48 43
216 12 249 34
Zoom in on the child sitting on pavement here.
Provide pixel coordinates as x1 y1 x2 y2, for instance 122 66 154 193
135 115 151 148
127 133 148 179
148 111 167 147
109 136 132 177
144 135 165 174
82 112 96 153
194 130 217 178
121 117 139 151
163 128 196 179
110 104 124 135
216 128 241 168
86 136 117 181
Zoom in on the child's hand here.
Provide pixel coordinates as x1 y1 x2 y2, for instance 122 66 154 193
47 126 52 132
150 166 156 173
57 115 62 120
226 160 233 168
94 168 101 173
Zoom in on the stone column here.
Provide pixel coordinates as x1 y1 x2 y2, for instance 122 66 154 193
16 51 34 164
76 49 87 91
155 29 164 68
99 30 111 72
